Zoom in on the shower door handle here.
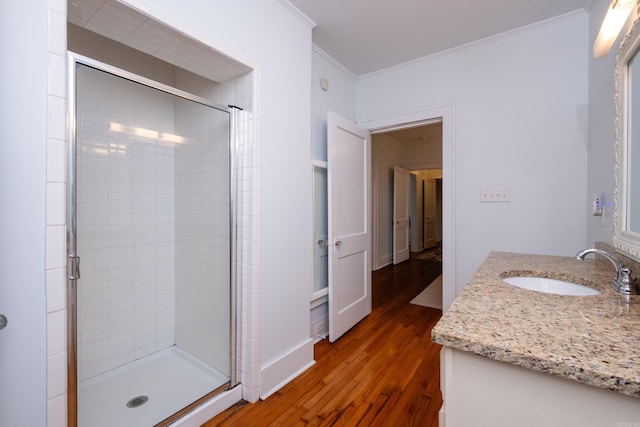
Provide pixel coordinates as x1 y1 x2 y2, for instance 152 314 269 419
0 314 7 331
69 255 81 280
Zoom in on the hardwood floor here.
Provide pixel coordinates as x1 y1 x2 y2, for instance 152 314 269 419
202 256 443 426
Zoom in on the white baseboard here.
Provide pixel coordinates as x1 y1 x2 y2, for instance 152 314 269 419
169 385 242 427
312 334 327 344
310 298 328 340
260 338 315 399
376 255 392 270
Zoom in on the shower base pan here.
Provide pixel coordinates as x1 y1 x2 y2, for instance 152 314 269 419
78 346 228 427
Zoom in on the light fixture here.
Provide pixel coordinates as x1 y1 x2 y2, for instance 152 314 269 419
109 122 186 144
594 0 638 59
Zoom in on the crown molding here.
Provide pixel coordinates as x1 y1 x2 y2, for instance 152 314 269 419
275 0 316 28
312 44 357 80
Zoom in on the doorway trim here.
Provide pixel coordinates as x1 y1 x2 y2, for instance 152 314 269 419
359 104 455 311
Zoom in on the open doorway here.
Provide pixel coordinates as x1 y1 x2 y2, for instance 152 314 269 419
371 122 443 270
363 105 454 312
309 106 454 341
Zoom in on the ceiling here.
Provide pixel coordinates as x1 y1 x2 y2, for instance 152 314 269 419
383 123 443 145
290 0 590 76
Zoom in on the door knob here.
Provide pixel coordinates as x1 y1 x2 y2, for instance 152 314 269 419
335 240 342 248
0 314 7 331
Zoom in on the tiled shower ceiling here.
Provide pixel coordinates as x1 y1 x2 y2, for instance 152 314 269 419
67 0 252 83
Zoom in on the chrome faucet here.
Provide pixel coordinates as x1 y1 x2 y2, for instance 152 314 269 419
575 248 637 295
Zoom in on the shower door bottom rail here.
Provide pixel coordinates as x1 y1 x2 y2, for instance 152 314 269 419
155 382 235 426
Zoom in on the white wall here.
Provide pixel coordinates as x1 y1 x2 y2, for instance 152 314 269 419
358 12 590 294
311 47 357 161
0 1 48 425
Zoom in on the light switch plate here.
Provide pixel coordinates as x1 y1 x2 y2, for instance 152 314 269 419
481 187 510 202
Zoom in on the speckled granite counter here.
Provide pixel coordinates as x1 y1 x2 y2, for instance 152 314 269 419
431 251 640 398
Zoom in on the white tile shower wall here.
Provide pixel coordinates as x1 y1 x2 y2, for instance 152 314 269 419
234 106 262 403
46 0 68 425
192 73 260 397
174 98 231 374
76 66 177 381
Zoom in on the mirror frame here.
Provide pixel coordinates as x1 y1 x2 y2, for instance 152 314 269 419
614 16 640 261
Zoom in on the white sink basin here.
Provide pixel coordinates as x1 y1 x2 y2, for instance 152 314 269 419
502 276 601 296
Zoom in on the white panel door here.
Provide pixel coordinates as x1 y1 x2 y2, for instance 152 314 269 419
424 178 437 249
327 111 371 343
409 174 420 252
393 166 410 264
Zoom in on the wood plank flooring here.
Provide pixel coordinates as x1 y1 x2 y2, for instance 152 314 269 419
202 255 443 426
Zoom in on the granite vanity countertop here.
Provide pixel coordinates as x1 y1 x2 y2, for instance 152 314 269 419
431 251 640 398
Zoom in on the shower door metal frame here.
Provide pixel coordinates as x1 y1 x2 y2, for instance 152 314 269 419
66 51 239 427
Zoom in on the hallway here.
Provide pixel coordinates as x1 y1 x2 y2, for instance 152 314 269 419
204 256 443 426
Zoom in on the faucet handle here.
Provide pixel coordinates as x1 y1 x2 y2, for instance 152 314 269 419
613 267 638 295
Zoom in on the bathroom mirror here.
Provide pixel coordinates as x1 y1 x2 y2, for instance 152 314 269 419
614 16 640 261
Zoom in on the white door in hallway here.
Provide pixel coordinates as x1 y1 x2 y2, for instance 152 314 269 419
327 111 372 342
393 166 410 264
424 178 437 249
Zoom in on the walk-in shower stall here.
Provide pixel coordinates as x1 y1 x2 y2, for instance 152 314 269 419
67 54 237 426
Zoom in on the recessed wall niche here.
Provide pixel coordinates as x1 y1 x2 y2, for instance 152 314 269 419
67 0 253 109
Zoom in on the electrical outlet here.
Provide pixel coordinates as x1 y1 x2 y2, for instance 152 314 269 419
593 193 603 216
480 187 510 202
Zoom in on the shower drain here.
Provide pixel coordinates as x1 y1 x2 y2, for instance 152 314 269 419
126 395 149 408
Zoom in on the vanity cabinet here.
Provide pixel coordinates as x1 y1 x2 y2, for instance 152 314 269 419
439 348 640 427
432 252 640 426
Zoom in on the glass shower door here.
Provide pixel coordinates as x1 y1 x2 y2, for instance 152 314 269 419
71 60 233 427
